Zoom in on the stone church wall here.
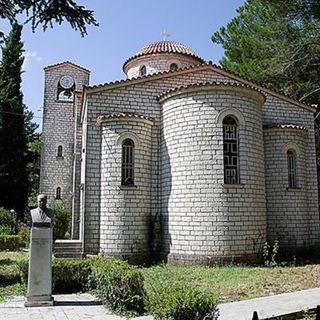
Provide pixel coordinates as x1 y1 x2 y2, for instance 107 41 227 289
263 96 320 248
98 118 154 263
125 54 200 79
159 85 266 264
81 66 319 261
264 127 310 249
82 68 236 254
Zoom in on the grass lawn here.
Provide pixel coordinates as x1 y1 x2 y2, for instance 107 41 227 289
141 263 320 303
0 251 27 302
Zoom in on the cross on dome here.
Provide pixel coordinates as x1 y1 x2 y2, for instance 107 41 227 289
160 30 171 41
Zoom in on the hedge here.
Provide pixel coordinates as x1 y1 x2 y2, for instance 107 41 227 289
0 235 22 251
89 257 145 315
18 258 92 293
145 280 219 320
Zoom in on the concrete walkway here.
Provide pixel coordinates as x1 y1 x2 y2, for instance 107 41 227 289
0 294 125 320
218 287 320 320
1 288 320 320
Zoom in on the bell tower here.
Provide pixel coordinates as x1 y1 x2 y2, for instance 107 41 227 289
40 62 90 207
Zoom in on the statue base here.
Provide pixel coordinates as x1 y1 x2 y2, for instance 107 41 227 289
25 295 54 307
25 225 54 307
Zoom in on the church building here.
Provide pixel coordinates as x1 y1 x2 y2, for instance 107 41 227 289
40 40 320 264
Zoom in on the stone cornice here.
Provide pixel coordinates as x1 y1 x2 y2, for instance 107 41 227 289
96 113 155 126
157 81 266 105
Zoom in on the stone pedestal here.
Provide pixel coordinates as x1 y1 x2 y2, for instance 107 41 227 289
25 224 54 307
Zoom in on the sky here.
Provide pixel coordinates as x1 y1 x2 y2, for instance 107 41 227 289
0 0 246 130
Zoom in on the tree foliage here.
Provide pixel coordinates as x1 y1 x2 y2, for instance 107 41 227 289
0 23 37 213
0 0 98 36
49 201 70 240
27 133 41 208
212 0 320 104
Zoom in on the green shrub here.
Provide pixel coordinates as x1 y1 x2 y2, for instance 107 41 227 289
17 226 30 248
53 258 92 293
0 208 18 235
0 226 14 235
48 201 70 241
17 259 28 285
0 235 22 251
89 257 145 315
18 258 92 293
145 280 219 320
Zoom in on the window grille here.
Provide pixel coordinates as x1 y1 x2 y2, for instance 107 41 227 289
287 150 297 188
223 116 239 184
57 145 63 157
56 187 61 199
121 139 135 186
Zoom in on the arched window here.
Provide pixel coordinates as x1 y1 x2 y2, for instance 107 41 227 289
57 145 63 157
121 139 135 186
287 150 297 188
223 116 239 184
139 65 147 77
56 187 61 200
170 63 178 71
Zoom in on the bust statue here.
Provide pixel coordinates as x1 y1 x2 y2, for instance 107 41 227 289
31 194 54 224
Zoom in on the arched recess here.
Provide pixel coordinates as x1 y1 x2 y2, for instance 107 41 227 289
216 107 245 126
117 132 140 147
281 142 301 156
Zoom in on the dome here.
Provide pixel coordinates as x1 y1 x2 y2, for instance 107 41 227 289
123 41 205 74
136 41 201 58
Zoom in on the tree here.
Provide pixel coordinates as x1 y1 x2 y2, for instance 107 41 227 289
27 133 41 208
211 0 320 104
0 23 37 213
0 0 98 36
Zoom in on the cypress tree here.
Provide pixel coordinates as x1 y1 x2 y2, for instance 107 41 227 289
0 23 33 213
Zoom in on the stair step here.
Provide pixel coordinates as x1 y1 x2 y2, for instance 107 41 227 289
53 240 83 258
54 247 82 250
54 253 83 259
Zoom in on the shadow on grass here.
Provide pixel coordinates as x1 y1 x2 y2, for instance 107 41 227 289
0 274 20 286
0 259 15 267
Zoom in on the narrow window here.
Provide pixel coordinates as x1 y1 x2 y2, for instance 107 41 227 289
287 150 297 188
56 187 61 199
223 116 239 184
121 139 135 186
170 63 178 71
139 65 147 76
57 145 63 157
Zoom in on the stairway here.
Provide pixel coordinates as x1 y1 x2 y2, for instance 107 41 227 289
53 240 84 259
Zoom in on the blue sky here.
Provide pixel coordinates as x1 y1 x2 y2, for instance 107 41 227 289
0 0 246 130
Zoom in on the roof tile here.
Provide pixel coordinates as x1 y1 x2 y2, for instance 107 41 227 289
123 41 205 68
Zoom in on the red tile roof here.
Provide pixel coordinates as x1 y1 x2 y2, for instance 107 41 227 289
157 81 266 102
84 61 315 113
44 61 90 73
123 41 205 69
